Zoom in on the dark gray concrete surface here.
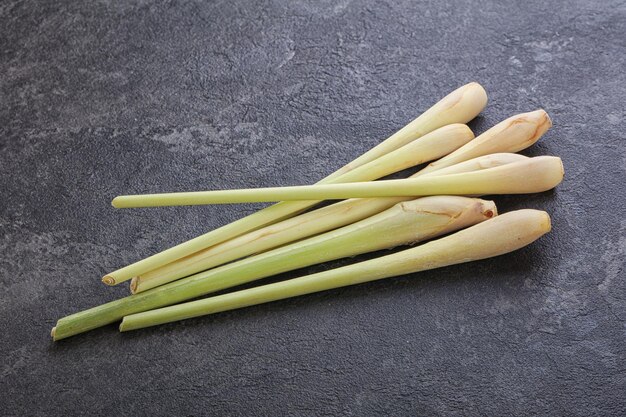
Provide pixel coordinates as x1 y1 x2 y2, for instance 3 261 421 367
1 0 625 415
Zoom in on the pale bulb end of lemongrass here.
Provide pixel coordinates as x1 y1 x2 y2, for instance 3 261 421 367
419 109 551 177
541 156 565 191
462 82 489 116
502 156 564 194
129 277 139 294
102 275 116 286
441 82 488 123
50 326 56 340
446 123 475 140
518 109 553 149
485 209 552 256
491 109 552 154
540 210 552 234
540 109 553 131
436 209 552 265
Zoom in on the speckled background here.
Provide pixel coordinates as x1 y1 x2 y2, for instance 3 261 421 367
1 0 625 415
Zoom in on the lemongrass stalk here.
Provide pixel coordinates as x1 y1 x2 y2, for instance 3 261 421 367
132 153 527 293
133 110 546 292
325 82 487 181
419 109 551 174
102 83 487 285
112 156 564 206
52 196 495 340
419 152 527 177
335 123 474 179
120 209 551 332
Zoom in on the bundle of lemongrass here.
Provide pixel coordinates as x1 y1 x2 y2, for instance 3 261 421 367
52 82 561 341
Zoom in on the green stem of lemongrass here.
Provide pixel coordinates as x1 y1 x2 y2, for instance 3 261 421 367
119 210 551 332
111 156 564 206
102 82 487 285
132 152 526 293
52 196 495 340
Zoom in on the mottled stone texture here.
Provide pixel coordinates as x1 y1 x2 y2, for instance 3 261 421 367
1 0 624 415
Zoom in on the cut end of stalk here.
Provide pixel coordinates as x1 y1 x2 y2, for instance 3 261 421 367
111 197 121 208
119 318 130 332
540 156 565 191
464 82 489 113
129 277 138 294
543 110 553 130
102 275 116 286
449 82 488 122
524 109 553 144
479 199 497 219
540 211 552 233
50 326 56 339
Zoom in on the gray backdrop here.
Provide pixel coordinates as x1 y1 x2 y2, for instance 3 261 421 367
1 0 624 415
